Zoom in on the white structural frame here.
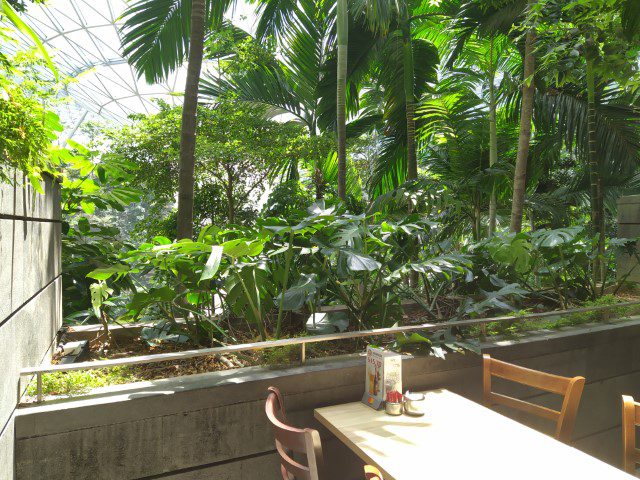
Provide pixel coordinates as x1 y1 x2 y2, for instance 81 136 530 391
14 0 187 128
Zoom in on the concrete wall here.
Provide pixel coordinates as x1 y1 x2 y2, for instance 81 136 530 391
13 318 640 479
0 172 62 480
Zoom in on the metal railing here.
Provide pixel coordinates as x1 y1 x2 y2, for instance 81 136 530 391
20 300 640 403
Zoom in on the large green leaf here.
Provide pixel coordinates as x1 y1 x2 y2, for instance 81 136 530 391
343 250 381 271
278 273 319 310
224 262 275 330
487 234 532 274
532 227 582 248
89 281 112 318
306 311 349 334
125 287 176 319
200 245 223 281
222 238 265 258
87 264 130 281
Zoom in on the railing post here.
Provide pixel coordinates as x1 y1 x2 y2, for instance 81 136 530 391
36 372 43 403
301 343 306 364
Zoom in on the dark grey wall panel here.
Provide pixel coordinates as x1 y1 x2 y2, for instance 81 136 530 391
0 174 61 480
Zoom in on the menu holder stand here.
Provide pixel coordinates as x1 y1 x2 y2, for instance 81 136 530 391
362 346 402 410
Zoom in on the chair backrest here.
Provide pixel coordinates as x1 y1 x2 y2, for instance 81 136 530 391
364 465 383 480
483 354 585 442
622 395 640 474
265 386 325 480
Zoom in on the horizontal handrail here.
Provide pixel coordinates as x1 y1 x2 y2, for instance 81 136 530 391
20 300 640 402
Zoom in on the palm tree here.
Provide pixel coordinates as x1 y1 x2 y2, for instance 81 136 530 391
440 1 525 234
357 0 440 194
440 0 538 233
420 73 519 240
360 0 420 181
509 0 537 233
441 31 518 235
337 0 348 200
524 80 640 227
622 0 640 41
121 0 232 239
200 0 376 196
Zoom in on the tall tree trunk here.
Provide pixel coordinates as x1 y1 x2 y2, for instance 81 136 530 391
176 0 206 240
509 3 536 233
402 23 417 180
474 199 481 242
585 48 605 281
225 164 235 224
488 35 498 236
336 0 348 200
309 129 325 200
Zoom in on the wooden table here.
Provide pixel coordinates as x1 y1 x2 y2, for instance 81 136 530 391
314 389 634 480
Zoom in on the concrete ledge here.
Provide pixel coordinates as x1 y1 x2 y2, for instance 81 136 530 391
13 318 640 479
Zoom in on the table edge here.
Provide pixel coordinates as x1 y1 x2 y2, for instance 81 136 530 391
314 406 396 480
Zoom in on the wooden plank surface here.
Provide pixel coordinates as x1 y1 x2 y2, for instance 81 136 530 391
314 389 634 480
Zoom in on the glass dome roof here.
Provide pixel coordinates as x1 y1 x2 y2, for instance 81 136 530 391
18 0 187 129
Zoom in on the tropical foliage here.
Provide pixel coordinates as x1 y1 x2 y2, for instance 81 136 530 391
3 0 640 361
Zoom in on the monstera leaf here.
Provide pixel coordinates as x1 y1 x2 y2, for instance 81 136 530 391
486 233 532 274
278 274 319 311
343 250 381 271
306 311 349 334
532 227 582 248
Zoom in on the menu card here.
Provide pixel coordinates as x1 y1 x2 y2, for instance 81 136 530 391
362 346 402 410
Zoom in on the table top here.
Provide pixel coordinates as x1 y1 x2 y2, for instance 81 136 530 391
314 389 634 480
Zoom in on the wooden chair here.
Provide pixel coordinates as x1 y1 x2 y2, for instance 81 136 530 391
265 386 325 480
482 354 585 443
622 395 640 474
364 465 383 480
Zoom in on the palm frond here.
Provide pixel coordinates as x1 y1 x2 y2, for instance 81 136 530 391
366 35 439 194
538 86 640 178
317 15 379 132
623 0 640 40
199 62 310 126
120 0 231 83
252 0 300 41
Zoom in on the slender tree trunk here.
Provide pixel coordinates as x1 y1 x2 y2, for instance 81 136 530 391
509 3 536 233
176 0 206 240
225 164 235 224
488 35 498 236
474 200 481 241
586 56 599 232
402 23 417 180
309 128 325 200
585 49 605 281
336 0 348 200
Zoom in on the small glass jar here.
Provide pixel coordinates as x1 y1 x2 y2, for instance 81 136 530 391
385 401 403 415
